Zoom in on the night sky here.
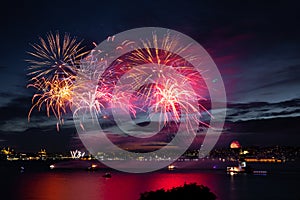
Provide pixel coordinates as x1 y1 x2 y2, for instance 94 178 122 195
0 0 299 152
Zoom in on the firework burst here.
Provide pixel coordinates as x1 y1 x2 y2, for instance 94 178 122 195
26 32 88 81
26 30 212 133
93 32 211 131
27 75 75 130
26 32 89 130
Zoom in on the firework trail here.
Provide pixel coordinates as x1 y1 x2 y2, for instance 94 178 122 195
72 57 112 121
26 32 89 130
78 31 212 134
27 30 212 133
27 75 75 130
69 28 227 173
26 32 88 81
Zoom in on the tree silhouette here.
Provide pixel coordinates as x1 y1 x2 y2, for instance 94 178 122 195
139 183 216 200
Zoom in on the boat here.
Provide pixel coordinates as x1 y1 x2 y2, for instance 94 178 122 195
227 160 252 174
227 160 267 175
103 172 112 178
87 164 98 171
49 160 100 170
168 164 176 170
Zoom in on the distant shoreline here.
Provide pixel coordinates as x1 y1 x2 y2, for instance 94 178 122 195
1 159 299 174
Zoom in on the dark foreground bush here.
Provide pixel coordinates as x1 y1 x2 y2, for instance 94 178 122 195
139 183 216 200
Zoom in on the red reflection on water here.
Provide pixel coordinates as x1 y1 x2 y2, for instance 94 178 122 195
141 172 220 194
152 173 203 189
17 172 104 200
15 171 221 200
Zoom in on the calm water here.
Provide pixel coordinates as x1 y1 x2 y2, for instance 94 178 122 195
1 169 299 200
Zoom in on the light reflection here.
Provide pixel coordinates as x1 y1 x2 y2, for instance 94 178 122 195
15 171 223 200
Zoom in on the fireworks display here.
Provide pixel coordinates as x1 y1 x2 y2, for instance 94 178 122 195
93 32 211 134
26 32 88 130
26 32 87 81
27 31 211 133
27 75 75 123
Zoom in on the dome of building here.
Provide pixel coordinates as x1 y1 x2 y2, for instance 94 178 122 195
230 140 241 149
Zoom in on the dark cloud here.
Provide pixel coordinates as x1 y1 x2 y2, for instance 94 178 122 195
0 127 77 152
0 96 31 121
1 99 300 151
226 98 300 122
223 116 300 146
